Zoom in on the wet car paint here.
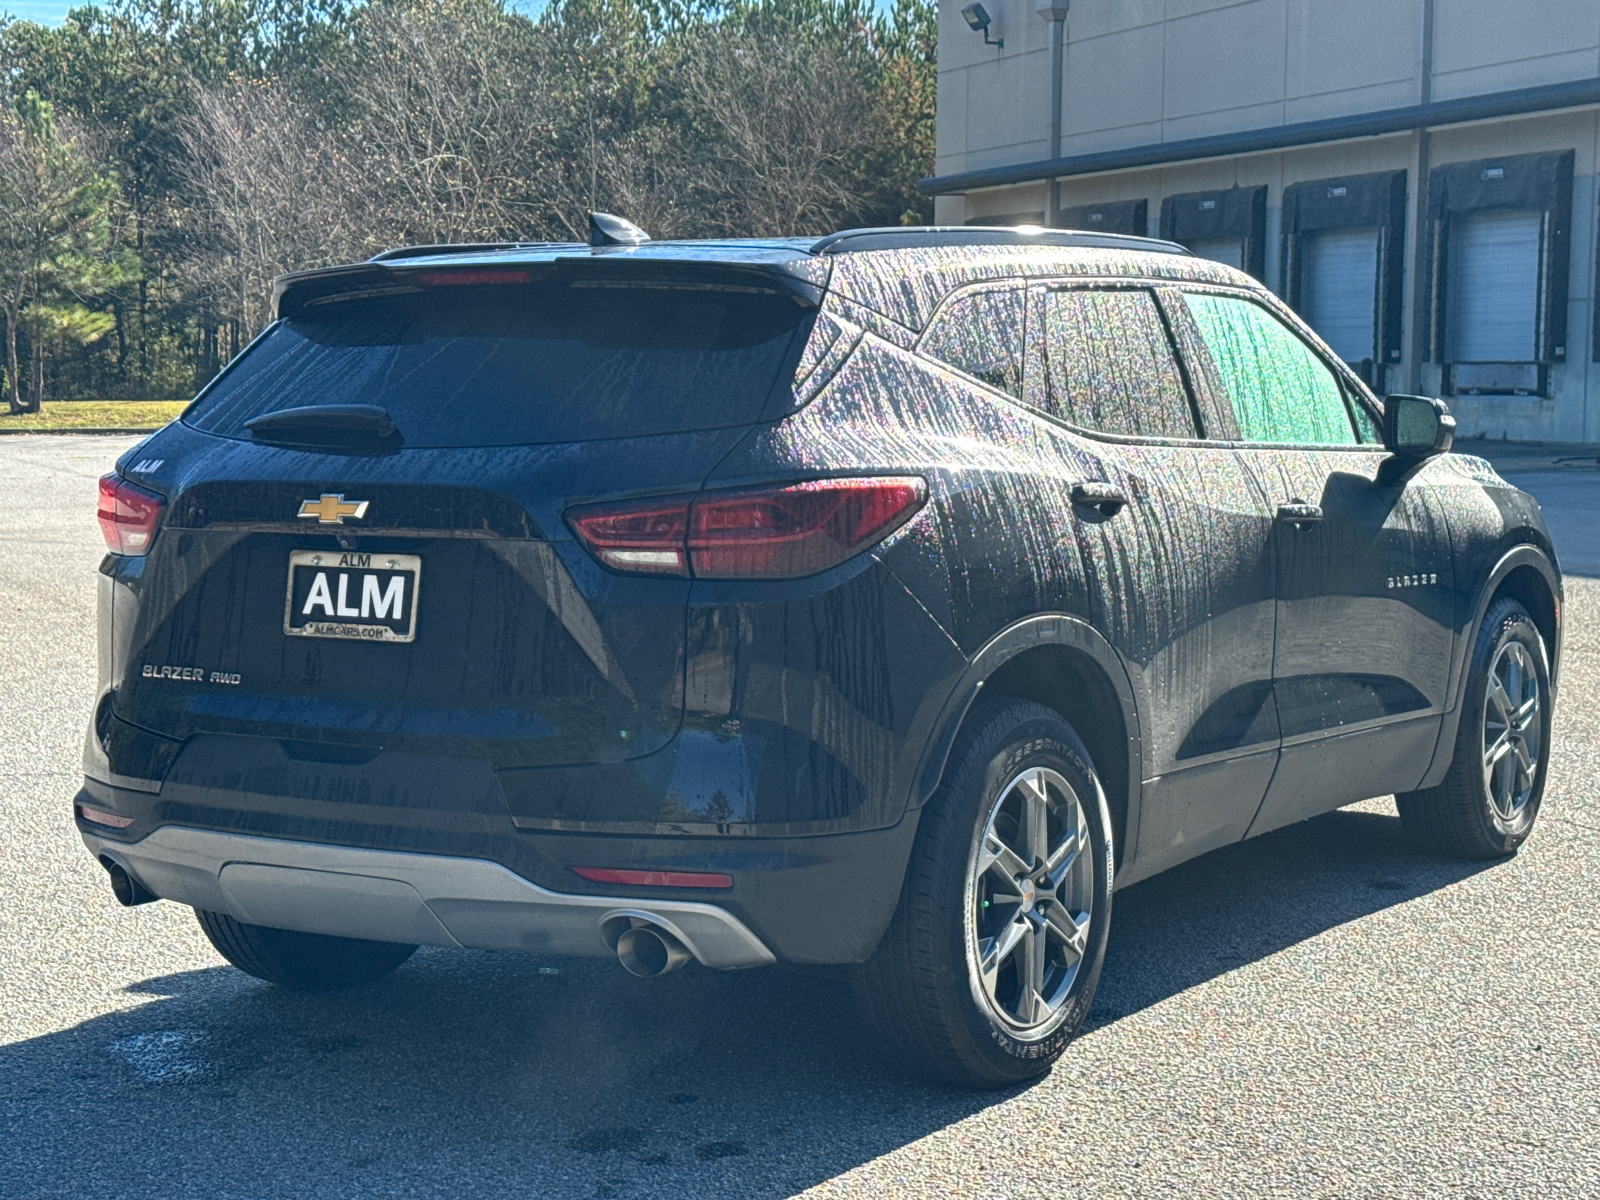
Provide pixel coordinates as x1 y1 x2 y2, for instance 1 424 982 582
79 237 1563 965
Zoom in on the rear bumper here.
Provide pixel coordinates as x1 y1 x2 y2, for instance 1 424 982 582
76 764 924 964
82 826 776 969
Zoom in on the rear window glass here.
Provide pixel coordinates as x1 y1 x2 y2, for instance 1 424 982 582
921 287 1025 397
185 280 812 448
1026 288 1198 439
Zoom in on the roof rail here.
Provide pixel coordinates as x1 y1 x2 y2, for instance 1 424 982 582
368 241 583 263
809 226 1189 257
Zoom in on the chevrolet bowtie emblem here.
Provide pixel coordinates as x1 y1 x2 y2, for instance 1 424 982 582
298 494 370 524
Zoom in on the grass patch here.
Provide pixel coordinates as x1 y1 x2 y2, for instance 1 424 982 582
0 399 188 432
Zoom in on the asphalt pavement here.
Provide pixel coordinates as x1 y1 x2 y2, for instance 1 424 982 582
1 434 1596 1199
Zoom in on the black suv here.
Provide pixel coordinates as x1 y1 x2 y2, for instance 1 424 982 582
80 222 1562 1088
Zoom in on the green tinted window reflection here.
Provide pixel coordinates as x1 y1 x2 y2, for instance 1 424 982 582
1349 393 1380 443
1186 293 1356 445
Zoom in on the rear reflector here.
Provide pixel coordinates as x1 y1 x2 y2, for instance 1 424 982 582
97 474 166 556
566 476 927 580
570 867 733 889
78 805 134 829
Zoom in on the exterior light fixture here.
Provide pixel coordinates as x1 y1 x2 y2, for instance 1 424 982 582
962 3 1002 48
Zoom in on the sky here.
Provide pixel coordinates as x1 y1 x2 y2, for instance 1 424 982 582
5 1 73 21
2 0 551 24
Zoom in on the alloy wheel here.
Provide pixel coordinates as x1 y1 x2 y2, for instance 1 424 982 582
1481 639 1542 822
963 766 1094 1040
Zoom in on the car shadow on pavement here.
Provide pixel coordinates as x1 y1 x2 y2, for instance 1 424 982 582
1088 801 1495 1030
2 803 1495 1200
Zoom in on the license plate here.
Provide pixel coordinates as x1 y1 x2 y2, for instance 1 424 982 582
283 550 421 643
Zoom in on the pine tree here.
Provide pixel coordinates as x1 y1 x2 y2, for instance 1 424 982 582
0 90 128 412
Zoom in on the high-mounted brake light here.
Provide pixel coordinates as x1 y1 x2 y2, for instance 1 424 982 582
97 474 166 556
413 269 531 287
566 477 928 580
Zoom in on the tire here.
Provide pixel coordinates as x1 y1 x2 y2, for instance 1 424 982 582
195 908 418 990
853 700 1115 1088
1396 596 1551 860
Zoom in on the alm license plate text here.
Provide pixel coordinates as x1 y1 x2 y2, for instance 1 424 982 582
284 550 421 643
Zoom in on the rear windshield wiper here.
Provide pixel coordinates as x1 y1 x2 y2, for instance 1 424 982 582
244 404 398 443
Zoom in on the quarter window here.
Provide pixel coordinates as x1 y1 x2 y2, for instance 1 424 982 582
1027 288 1197 439
920 287 1025 398
1183 293 1358 445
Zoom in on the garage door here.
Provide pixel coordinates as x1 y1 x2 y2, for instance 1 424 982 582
1187 237 1244 269
1301 226 1379 363
1450 209 1541 361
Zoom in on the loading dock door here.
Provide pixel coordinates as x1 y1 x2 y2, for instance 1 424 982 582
1301 227 1379 364
1450 209 1541 362
1161 186 1267 279
1425 150 1573 390
1188 237 1244 269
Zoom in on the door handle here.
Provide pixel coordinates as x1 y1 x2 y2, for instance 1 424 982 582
1276 502 1323 529
1072 481 1128 516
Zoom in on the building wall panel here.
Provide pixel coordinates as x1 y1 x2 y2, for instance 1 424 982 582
1432 0 1600 83
1284 0 1417 101
1061 23 1167 145
1162 0 1289 121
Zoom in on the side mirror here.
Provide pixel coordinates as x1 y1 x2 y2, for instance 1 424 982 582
1382 395 1455 459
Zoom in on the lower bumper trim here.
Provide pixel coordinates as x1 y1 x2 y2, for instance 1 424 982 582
83 827 776 970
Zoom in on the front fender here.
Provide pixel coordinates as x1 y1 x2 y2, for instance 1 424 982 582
1417 542 1563 790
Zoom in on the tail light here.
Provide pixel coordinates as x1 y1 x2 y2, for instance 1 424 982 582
566 496 692 576
97 474 166 555
689 478 929 578
567 477 927 580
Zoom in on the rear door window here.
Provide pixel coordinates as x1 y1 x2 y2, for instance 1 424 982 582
185 277 813 448
1025 287 1199 439
919 286 1025 397
1181 292 1364 445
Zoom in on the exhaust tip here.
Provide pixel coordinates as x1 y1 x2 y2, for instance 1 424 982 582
100 856 157 907
615 924 691 978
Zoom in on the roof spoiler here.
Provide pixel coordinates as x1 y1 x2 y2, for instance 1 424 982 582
369 241 583 263
271 257 824 321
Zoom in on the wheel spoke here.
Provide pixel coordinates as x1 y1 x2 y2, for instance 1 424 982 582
1513 738 1536 784
1016 924 1048 1023
1486 674 1514 725
979 831 1031 886
1017 770 1051 868
1042 902 1088 962
1512 693 1540 734
979 914 1029 986
1484 727 1514 772
1042 824 1086 891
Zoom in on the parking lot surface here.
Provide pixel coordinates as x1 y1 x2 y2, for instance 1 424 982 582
2 434 1596 1198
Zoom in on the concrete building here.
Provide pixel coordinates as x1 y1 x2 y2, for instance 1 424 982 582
927 0 1600 443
